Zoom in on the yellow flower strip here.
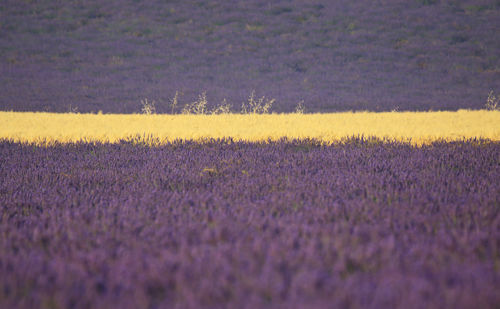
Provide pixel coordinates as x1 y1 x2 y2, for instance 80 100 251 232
1 110 499 146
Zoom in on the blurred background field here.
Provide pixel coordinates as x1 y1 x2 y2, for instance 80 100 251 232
1 110 499 145
1 0 499 113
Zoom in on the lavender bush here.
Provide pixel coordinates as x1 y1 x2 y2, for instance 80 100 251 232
1 138 499 308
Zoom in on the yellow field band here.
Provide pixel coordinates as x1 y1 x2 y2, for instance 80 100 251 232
1 110 499 146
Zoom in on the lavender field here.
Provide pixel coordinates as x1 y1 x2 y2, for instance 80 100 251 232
1 139 499 308
1 0 500 308
1 0 499 113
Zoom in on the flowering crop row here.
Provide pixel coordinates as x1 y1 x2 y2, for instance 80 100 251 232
1 110 499 146
1 139 499 308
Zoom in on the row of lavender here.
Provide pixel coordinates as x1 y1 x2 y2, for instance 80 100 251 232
1 138 499 308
